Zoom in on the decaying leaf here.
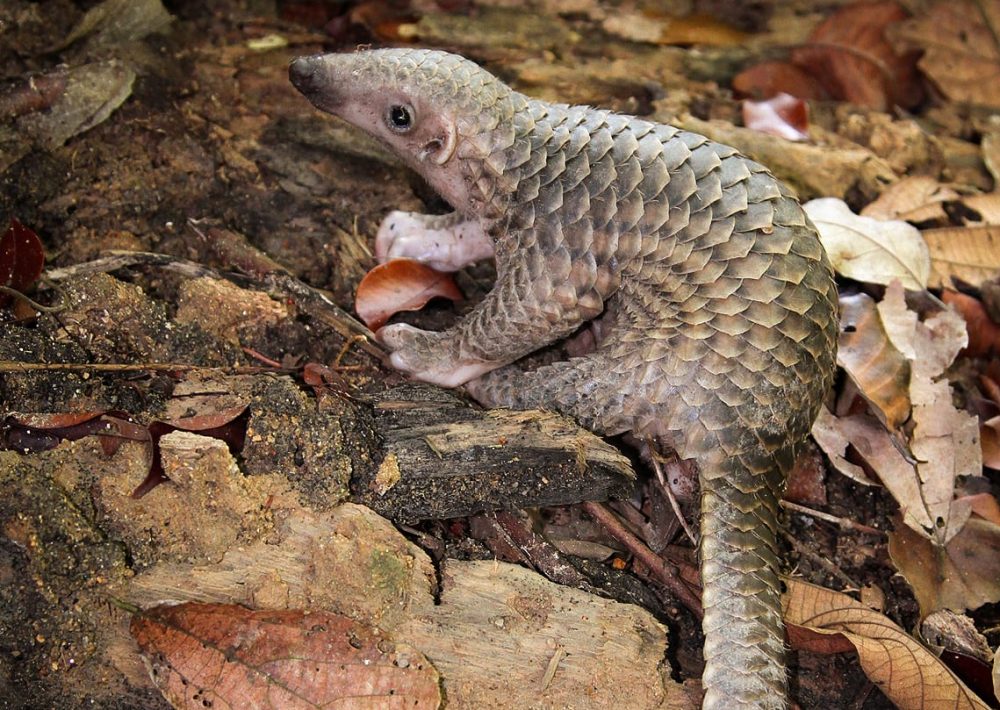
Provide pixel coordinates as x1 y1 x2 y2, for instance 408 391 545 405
783 579 991 709
811 407 901 486
889 514 1000 619
816 284 980 546
131 603 441 709
860 176 960 223
804 197 930 290
790 0 922 111
742 93 809 141
836 292 911 429
59 0 173 50
883 283 978 545
892 0 1000 109
355 258 463 331
923 226 1000 289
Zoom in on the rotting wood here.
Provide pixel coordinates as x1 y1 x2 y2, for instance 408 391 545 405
354 385 635 523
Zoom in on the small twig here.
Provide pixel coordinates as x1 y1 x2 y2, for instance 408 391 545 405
489 510 592 589
0 284 64 313
581 500 702 618
780 500 885 536
539 646 566 691
647 441 698 545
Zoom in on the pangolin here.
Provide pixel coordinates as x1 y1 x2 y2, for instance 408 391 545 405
289 48 839 709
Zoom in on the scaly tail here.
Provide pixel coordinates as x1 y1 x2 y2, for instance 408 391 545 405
699 449 788 710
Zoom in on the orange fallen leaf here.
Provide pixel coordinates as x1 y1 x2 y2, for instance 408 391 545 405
783 579 992 709
355 258 462 331
131 602 441 710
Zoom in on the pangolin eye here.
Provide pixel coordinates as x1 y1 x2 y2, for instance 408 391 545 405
387 105 413 132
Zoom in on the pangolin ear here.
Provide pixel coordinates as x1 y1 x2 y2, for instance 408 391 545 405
418 115 457 166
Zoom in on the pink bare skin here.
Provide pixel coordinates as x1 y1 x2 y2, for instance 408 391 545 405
375 210 495 272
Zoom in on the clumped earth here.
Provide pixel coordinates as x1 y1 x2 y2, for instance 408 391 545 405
1 1 999 709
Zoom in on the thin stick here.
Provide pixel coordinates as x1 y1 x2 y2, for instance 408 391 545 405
581 500 702 617
780 500 885 536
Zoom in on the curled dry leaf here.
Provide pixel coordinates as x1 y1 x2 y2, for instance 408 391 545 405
131 602 441 710
889 514 1000 619
860 176 960 223
836 292 911 429
742 93 809 141
804 197 930 290
783 579 991 710
923 226 1000 289
892 0 1000 109
355 257 463 331
790 0 922 111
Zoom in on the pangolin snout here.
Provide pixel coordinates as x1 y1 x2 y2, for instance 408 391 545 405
288 56 323 95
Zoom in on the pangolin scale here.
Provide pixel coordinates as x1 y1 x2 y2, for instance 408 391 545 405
290 48 839 709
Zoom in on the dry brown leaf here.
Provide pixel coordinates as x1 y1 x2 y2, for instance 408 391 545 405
861 176 960 222
731 60 827 101
131 603 441 709
355 258 463 331
889 514 1000 618
790 0 922 111
960 193 1000 224
837 291 912 429
941 290 1000 357
783 579 991 709
804 197 930 290
923 226 1000 288
892 0 1000 109
818 284 980 546
882 283 979 545
811 406 905 487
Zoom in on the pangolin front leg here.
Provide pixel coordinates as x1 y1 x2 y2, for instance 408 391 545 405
375 210 494 272
290 48 839 710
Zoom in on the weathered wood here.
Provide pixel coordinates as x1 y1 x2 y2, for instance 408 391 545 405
353 385 635 523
